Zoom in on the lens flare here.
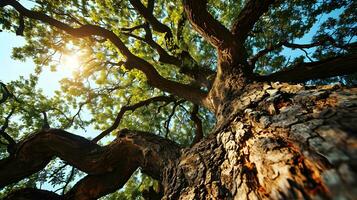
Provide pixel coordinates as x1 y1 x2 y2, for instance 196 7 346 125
61 54 81 70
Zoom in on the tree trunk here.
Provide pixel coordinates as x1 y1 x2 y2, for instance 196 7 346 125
161 82 357 199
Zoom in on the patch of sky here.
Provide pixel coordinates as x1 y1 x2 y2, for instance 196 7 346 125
280 8 346 61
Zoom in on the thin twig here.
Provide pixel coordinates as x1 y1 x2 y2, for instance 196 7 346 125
92 96 176 143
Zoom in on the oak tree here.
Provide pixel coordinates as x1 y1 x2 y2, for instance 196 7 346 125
1 0 357 199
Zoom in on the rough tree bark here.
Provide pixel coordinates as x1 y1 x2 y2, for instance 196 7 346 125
2 82 356 200
162 83 357 199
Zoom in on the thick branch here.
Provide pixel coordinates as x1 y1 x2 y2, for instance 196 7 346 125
0 82 11 104
257 53 357 82
65 167 136 199
0 129 180 198
231 0 276 42
129 0 174 42
183 0 233 49
92 96 176 143
123 26 215 89
119 2 216 89
2 0 210 108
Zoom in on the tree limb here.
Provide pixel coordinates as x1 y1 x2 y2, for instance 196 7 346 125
1 0 211 109
129 0 176 49
164 100 185 138
123 24 216 89
92 95 176 143
190 104 203 146
248 41 286 66
120 24 146 33
257 53 357 82
122 25 181 66
249 37 356 66
15 13 24 35
64 166 136 199
121 1 216 89
0 82 11 104
182 0 234 49
62 166 75 194
41 111 50 129
231 0 276 42
0 129 181 199
0 107 16 153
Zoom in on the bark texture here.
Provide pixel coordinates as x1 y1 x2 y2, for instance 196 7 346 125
0 130 180 199
162 83 357 199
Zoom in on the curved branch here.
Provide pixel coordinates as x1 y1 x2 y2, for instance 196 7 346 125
183 0 233 49
92 95 176 143
248 41 285 66
61 167 75 194
257 53 357 82
249 38 356 66
65 168 135 199
123 25 215 89
1 0 210 108
0 129 181 198
129 0 174 42
0 107 16 153
122 27 181 66
120 1 217 89
164 100 185 138
190 105 203 146
231 0 276 42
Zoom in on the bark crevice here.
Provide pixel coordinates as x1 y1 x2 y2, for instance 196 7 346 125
161 83 357 199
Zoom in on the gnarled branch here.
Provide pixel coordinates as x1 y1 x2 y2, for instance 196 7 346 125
129 0 174 45
257 53 357 82
123 25 215 89
183 0 233 49
0 129 181 199
231 0 276 42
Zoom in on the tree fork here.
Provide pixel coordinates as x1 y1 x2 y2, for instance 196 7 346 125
162 82 357 199
0 129 181 199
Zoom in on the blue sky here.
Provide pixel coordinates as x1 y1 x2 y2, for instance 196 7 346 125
0 5 345 89
0 33 74 96
0 5 345 135
0 3 346 138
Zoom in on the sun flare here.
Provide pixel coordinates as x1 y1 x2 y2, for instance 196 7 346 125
61 54 82 70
